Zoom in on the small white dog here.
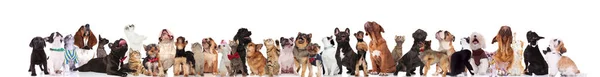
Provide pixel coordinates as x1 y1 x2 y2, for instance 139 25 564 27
468 32 490 75
124 25 147 63
545 38 579 76
217 40 232 76
46 32 65 75
320 36 340 75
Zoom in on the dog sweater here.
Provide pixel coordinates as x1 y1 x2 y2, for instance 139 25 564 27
472 49 488 65
65 48 78 64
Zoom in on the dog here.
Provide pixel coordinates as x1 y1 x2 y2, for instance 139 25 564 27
173 36 191 76
433 30 455 75
294 32 316 77
394 29 426 76
334 28 358 75
125 49 144 76
97 35 109 58
158 29 176 73
307 43 324 77
446 37 475 76
279 37 296 74
320 36 340 75
74 24 97 65
217 40 231 76
264 38 281 76
64 34 78 72
392 35 405 66
246 42 267 76
46 32 66 75
191 42 206 76
354 31 369 76
76 39 128 76
491 26 516 76
29 37 50 76
233 28 252 74
523 31 548 75
363 21 396 75
508 32 525 75
419 40 450 77
142 44 164 76
545 39 579 76
228 40 248 76
468 32 490 75
124 24 147 64
202 38 219 74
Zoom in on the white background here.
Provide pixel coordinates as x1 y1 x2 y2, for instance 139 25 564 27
1 0 597 77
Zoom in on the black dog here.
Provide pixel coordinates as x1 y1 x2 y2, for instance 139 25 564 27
29 37 49 76
335 28 359 75
447 37 475 76
76 39 129 76
233 28 252 75
523 31 548 75
395 29 426 76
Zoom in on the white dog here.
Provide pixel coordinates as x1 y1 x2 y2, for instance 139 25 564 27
46 32 65 75
468 32 490 75
124 24 147 63
217 40 232 75
158 29 176 71
320 36 340 75
544 38 570 76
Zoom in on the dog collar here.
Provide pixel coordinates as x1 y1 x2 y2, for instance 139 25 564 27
50 48 65 52
530 44 538 47
356 39 364 42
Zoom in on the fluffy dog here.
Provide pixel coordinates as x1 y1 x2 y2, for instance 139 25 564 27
202 38 219 74
395 29 426 76
545 39 579 76
64 34 78 71
294 32 315 77
191 42 205 76
97 35 109 58
320 36 340 75
125 50 144 76
523 31 548 75
158 29 175 73
46 32 65 75
29 37 50 76
468 32 490 75
233 28 252 74
74 24 97 65
264 38 281 76
334 28 358 75
307 43 323 77
392 35 405 66
508 32 525 75
491 26 516 76
76 39 128 76
217 40 231 76
173 36 191 76
124 25 147 63
419 40 450 77
364 21 396 75
142 44 164 76
247 42 267 76
279 37 296 74
228 40 248 76
446 37 475 76
354 31 369 76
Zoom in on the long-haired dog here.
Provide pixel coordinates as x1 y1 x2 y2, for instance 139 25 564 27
544 39 579 76
307 43 323 77
173 36 191 76
29 37 49 76
74 24 97 65
364 21 396 75
279 37 296 74
523 31 548 75
97 35 109 58
217 40 231 76
228 40 248 76
447 37 475 76
64 34 78 71
233 28 252 74
392 35 405 67
491 26 516 76
158 29 175 73
76 39 128 76
395 29 426 76
264 38 281 76
419 40 450 77
124 24 147 64
46 32 65 75
434 30 455 75
508 32 525 75
335 28 358 75
246 42 267 76
320 36 340 75
294 32 314 77
191 42 205 76
202 38 219 74
468 32 490 75
354 31 369 76
142 44 164 76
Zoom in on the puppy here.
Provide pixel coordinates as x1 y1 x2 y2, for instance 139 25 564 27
173 36 191 76
217 40 231 76
247 42 267 76
392 35 405 66
419 40 450 77
508 32 526 75
279 37 296 74
545 39 579 76
124 24 147 64
202 38 219 74
446 37 475 76
468 32 490 75
64 34 78 71
523 31 548 75
434 30 455 75
46 32 65 75
307 43 324 77
74 24 97 65
363 21 396 75
126 50 144 76
264 38 281 76
76 39 128 76
354 31 369 76
320 36 340 75
191 42 205 76
97 35 109 58
233 28 253 74
158 29 176 73
491 26 516 76
294 32 315 77
228 40 248 76
142 44 164 76
29 37 50 76
395 29 426 76
334 28 358 75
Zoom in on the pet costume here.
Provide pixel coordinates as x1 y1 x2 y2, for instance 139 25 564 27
64 34 78 72
468 32 490 75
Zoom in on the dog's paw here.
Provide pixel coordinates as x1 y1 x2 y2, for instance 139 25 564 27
31 73 37 76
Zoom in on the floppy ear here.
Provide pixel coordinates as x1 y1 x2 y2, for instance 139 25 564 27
275 40 280 46
345 28 350 33
379 25 385 33
308 33 312 38
452 35 456 42
30 38 35 48
108 43 114 49
492 36 498 44
280 37 284 42
185 41 188 45
334 28 340 35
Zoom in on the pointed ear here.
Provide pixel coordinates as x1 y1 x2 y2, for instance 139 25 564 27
280 37 284 42
492 36 498 44
345 28 350 33
256 44 264 50
334 28 340 35
308 33 312 38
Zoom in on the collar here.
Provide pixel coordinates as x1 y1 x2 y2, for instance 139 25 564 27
529 44 538 47
357 39 364 42
50 48 65 52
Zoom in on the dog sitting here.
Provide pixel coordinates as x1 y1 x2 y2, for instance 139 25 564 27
354 31 369 76
523 31 548 75
233 28 252 74
508 32 526 75
76 39 128 76
124 50 144 76
544 39 580 76
294 32 316 77
447 37 475 76
202 38 219 74
158 29 176 73
64 34 78 72
191 42 205 76
468 32 490 75
320 36 340 75
279 37 296 74
392 35 405 67
228 40 248 76
395 29 426 76
307 43 323 77
217 40 231 76
433 30 455 75
363 21 396 75
334 28 358 75
46 32 66 75
247 42 267 76
173 36 192 76
419 40 450 77
74 24 97 65
142 44 164 76
97 35 109 58
491 26 516 76
124 24 147 64
264 38 281 76
29 37 50 76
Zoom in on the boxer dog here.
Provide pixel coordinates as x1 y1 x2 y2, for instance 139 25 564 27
392 35 405 66
491 26 516 76
446 37 475 76
97 35 109 58
29 37 49 76
217 40 231 76
508 32 526 75
124 24 147 63
335 28 358 75
74 24 97 65
544 39 579 76
76 39 128 76
264 38 281 76
202 38 219 74
320 36 340 75
191 42 205 76
233 28 252 75
279 37 295 74
142 44 164 76
394 29 426 76
294 32 314 77
468 32 490 75
523 31 548 75
354 31 369 76
46 32 65 75
364 21 396 75
158 29 175 73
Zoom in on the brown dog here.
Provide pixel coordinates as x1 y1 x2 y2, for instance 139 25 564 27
246 42 267 76
202 38 219 74
354 31 369 76
293 32 314 77
264 39 281 76
434 30 455 75
364 21 396 75
419 41 450 77
143 44 164 76
491 26 515 74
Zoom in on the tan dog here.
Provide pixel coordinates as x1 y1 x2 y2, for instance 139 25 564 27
143 44 164 76
246 42 267 76
293 32 313 77
128 50 144 76
201 38 219 74
491 26 515 74
547 39 580 76
434 30 455 75
264 39 281 76
508 32 525 75
173 36 191 76
392 35 405 64
354 31 369 76
364 21 396 75
419 41 450 77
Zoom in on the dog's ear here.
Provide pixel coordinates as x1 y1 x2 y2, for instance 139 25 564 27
378 24 385 33
280 37 284 42
452 35 456 42
308 33 312 38
275 40 280 47
334 28 340 35
344 28 350 34
30 38 35 48
256 44 264 50
492 36 498 44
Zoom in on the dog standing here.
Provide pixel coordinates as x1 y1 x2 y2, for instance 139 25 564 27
158 29 176 73
320 36 340 75
97 35 109 58
395 29 426 76
74 24 97 66
173 36 191 76
446 37 475 76
508 32 525 75
419 41 450 77
264 38 281 76
76 39 128 76
142 44 164 76
523 31 548 75
354 31 369 76
468 32 490 75
334 28 358 75
279 37 296 74
246 42 267 76
364 21 396 75
491 26 516 76
217 40 231 76
29 37 50 76
46 32 66 75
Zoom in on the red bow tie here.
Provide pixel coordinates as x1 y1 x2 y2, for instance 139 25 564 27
228 52 241 60
309 58 316 63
